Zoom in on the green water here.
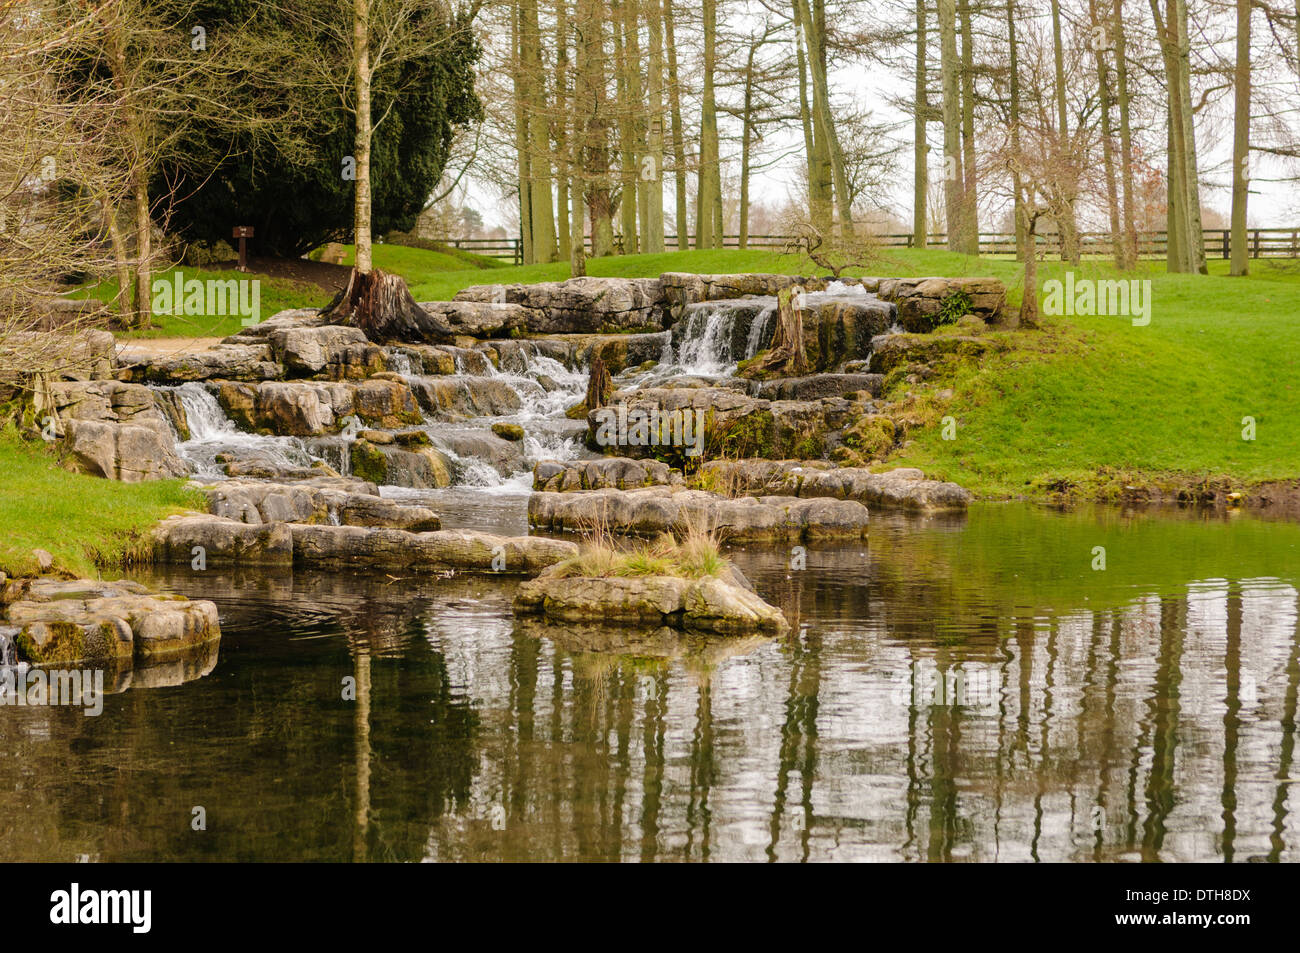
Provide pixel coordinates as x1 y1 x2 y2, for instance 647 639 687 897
2 501 1298 862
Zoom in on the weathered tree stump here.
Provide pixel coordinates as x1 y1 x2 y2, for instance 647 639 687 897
750 286 810 376
321 267 428 341
586 354 613 411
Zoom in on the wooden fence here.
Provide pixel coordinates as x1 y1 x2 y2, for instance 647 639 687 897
436 228 1300 263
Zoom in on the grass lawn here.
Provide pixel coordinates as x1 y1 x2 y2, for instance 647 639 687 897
76 266 325 340
0 428 201 578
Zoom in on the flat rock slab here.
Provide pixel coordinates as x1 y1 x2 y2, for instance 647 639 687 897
152 515 575 575
701 460 973 511
202 479 440 530
453 277 666 333
289 525 576 573
533 457 682 492
528 486 869 541
515 566 788 634
3 578 220 666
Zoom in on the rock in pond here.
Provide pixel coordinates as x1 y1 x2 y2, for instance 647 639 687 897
514 563 788 634
699 460 973 512
289 525 577 574
202 478 441 530
152 515 576 575
528 486 869 541
2 578 220 666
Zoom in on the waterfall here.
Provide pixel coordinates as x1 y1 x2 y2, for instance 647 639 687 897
162 382 320 479
0 628 18 668
665 298 777 376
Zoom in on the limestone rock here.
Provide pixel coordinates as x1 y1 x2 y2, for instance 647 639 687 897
528 486 869 541
289 525 576 574
453 276 667 333
4 578 220 666
152 514 294 565
514 564 787 634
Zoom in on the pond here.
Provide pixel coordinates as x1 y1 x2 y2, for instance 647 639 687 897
2 498 1297 862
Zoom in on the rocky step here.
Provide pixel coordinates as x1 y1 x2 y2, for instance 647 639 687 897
453 277 667 333
201 477 441 530
533 457 682 492
0 578 220 668
514 564 788 634
527 486 870 541
587 386 868 461
151 515 576 575
699 460 972 512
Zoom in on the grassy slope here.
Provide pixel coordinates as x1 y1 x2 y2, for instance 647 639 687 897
0 429 200 578
77 266 325 339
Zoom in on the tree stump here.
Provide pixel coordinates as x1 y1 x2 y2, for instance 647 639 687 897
321 267 429 341
586 354 613 411
750 286 810 375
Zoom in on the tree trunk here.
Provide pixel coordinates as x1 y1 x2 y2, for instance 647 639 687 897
645 0 667 253
1089 0 1122 268
913 0 928 249
1050 0 1079 264
323 267 430 338
353 0 373 274
131 172 153 329
957 0 978 252
1019 215 1040 329
1229 0 1251 276
937 0 962 252
613 0 638 254
697 0 721 249
555 0 572 260
104 201 133 325
754 286 809 375
794 12 820 226
1113 0 1137 268
622 0 650 249
795 0 834 235
740 39 755 250
664 0 690 250
586 354 612 410
1006 0 1026 262
1174 0 1207 273
522 0 557 263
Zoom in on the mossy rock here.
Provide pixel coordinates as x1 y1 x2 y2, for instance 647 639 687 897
492 422 525 441
835 414 897 465
16 619 132 666
565 401 588 420
350 439 388 484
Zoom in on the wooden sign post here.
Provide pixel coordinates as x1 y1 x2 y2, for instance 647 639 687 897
232 226 254 271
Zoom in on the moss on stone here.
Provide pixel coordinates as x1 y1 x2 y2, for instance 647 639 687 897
492 422 525 441
350 439 388 484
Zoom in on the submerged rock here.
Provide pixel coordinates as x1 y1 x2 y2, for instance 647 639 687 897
514 563 787 634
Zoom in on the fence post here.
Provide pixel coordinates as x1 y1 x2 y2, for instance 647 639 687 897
1222 230 1230 259
1252 229 1260 258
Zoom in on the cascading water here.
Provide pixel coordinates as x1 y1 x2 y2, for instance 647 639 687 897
665 298 777 376
162 382 322 479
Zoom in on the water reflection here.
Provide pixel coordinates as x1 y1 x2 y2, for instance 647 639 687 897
0 504 1297 862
